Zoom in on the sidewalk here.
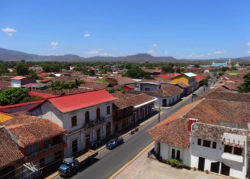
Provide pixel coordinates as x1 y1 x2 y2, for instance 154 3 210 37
111 144 225 179
112 143 154 179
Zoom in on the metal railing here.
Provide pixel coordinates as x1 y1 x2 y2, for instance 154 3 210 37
28 141 65 159
83 117 106 129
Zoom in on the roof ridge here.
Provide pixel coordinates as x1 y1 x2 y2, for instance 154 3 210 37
180 99 204 119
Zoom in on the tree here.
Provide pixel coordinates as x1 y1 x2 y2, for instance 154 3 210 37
16 64 29 75
74 78 84 88
57 81 66 94
202 78 208 85
194 64 200 68
237 73 250 93
29 70 40 80
230 66 237 71
0 88 29 105
50 80 60 95
221 67 229 72
106 87 115 93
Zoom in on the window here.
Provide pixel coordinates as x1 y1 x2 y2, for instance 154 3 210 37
224 145 232 153
26 143 39 155
212 142 217 149
171 149 175 159
234 147 242 156
43 138 52 148
176 150 180 160
145 88 150 91
197 139 202 146
96 108 100 119
107 106 110 115
85 111 90 123
71 116 77 127
203 140 211 148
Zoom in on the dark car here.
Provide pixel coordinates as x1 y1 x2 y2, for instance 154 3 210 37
106 137 124 150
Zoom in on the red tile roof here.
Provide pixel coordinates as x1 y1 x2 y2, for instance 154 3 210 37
41 78 52 83
0 100 44 110
4 113 66 147
47 89 117 113
22 83 40 88
176 82 189 88
195 75 203 81
28 92 58 99
0 127 24 168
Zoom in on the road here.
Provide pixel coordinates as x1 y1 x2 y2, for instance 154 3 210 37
56 78 216 179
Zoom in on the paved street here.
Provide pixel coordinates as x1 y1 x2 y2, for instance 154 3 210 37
55 78 216 179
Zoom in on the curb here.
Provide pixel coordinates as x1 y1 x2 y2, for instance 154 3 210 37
47 113 161 179
108 141 154 179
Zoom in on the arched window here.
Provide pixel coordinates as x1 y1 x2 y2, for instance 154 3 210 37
172 149 175 159
107 106 110 115
176 150 180 160
96 108 100 119
85 111 89 123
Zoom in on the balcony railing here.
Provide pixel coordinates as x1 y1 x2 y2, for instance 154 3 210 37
28 141 66 159
83 117 106 129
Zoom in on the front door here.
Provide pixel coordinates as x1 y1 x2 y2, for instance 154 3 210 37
97 129 101 140
198 157 205 171
85 134 90 148
72 139 78 154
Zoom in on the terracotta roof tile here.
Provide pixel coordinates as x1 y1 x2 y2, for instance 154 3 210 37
3 113 66 147
106 77 136 86
176 82 189 88
0 127 24 168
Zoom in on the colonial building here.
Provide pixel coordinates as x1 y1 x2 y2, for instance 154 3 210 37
30 89 116 157
112 92 156 132
148 93 250 179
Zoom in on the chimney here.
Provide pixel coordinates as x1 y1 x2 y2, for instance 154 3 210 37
188 118 197 132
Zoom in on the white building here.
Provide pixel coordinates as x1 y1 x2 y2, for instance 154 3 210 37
10 76 36 87
138 81 160 92
148 98 250 179
30 89 116 157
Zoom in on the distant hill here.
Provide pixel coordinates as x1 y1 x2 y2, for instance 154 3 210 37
0 47 250 63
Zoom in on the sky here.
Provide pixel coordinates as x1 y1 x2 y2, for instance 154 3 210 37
0 0 250 59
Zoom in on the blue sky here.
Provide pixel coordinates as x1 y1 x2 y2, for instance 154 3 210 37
0 0 250 59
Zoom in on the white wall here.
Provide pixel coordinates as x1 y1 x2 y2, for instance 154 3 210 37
11 80 21 87
190 136 248 179
139 84 159 91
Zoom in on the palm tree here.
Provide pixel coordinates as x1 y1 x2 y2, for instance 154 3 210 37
50 80 60 95
64 81 75 93
57 81 66 95
74 78 84 89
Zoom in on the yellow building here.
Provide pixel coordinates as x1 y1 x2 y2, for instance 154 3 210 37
0 112 13 123
171 73 198 94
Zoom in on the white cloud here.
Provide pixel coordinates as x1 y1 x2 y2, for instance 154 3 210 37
247 42 250 46
248 51 250 54
100 52 113 57
147 50 156 54
84 33 91 37
86 49 100 54
164 50 169 54
51 42 58 49
207 53 212 56
196 54 204 58
2 28 17 36
151 44 158 47
214 51 226 54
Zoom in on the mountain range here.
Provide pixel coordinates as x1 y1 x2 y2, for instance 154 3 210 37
0 47 250 63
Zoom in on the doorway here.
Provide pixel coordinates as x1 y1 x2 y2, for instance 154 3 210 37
72 139 78 154
198 157 205 171
221 163 230 176
106 122 111 137
97 129 101 140
85 134 90 148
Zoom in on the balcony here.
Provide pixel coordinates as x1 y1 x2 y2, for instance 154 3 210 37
222 152 243 163
28 141 66 160
83 117 106 129
113 113 132 121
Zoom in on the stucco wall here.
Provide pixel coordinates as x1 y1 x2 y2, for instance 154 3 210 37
139 84 159 91
171 75 188 85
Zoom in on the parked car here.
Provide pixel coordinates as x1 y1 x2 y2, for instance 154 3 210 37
58 150 98 177
106 137 124 150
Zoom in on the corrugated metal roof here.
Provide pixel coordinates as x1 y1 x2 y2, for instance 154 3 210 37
184 72 196 77
48 89 117 113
